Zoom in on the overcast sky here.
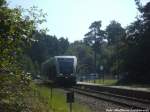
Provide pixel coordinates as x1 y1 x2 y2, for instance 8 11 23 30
8 0 141 42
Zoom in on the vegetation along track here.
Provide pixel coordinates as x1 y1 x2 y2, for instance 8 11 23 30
69 84 150 110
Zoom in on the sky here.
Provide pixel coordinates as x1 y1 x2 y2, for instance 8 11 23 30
8 0 141 42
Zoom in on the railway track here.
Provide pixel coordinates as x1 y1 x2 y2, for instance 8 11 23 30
68 84 150 110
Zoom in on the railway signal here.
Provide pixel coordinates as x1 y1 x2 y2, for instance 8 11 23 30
66 91 74 112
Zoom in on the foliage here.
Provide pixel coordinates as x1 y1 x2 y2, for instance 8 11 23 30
1 83 51 112
0 72 31 112
83 20 125 77
41 57 56 80
27 32 69 64
26 32 69 78
66 41 94 74
106 20 125 44
79 1 150 84
84 21 106 51
0 0 47 111
105 20 126 76
118 1 150 83
1 0 150 111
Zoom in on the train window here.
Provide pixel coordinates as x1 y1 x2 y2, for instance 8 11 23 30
57 58 74 75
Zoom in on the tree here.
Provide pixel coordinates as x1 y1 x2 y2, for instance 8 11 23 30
105 20 126 79
106 20 125 45
25 31 70 78
58 37 69 55
66 41 94 74
118 1 150 84
0 0 47 110
27 32 69 66
84 21 106 75
84 21 106 48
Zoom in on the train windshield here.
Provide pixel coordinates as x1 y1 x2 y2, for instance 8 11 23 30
58 58 74 75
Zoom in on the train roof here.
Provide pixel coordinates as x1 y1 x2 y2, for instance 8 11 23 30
54 56 77 59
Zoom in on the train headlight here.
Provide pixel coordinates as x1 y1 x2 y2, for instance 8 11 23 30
59 73 63 76
65 76 68 79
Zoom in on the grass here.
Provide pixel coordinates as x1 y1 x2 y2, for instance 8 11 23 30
0 79 92 112
31 84 92 112
22 84 52 112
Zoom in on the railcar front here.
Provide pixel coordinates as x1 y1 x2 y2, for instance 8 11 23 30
54 56 77 86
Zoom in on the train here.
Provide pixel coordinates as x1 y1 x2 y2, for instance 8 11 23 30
41 56 77 86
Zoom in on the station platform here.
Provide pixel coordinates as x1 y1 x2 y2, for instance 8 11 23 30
77 82 150 92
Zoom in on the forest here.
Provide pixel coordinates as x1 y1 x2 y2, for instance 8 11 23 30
25 0 150 84
0 0 150 111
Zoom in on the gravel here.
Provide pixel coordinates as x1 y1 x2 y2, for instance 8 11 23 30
74 93 130 112
63 88 149 112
